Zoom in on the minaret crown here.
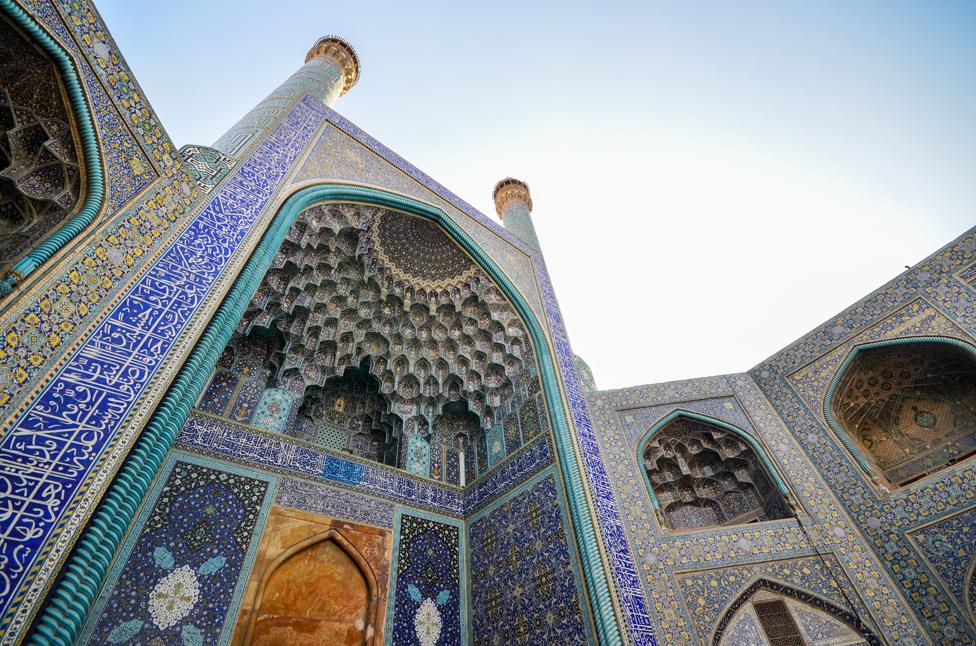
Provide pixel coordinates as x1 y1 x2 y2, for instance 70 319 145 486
305 36 360 95
492 177 532 219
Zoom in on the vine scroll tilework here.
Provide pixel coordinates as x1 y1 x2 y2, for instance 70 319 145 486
908 505 976 620
0 95 325 641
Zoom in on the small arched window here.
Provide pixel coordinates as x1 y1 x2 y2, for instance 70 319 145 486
829 340 976 486
714 581 880 646
642 414 792 531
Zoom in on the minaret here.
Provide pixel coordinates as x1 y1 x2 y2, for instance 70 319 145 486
303 36 360 106
492 177 541 251
212 36 359 156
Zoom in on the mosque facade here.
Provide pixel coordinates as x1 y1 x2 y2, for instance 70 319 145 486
0 2 975 644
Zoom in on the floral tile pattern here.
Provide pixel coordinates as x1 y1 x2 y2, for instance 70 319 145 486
81 455 273 645
390 512 462 646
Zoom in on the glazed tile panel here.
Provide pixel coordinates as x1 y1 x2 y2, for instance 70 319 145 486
585 374 931 645
463 434 552 515
81 456 274 645
177 413 556 518
534 262 655 644
0 0 199 427
468 471 590 644
390 513 462 646
907 504 976 619
754 292 976 644
0 96 325 637
676 555 877 643
178 414 465 515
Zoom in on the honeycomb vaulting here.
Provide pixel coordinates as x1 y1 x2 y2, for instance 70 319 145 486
232 203 541 469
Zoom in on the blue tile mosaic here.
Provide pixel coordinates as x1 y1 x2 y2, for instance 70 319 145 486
389 512 462 646
468 470 590 644
80 454 273 645
534 263 655 644
0 95 325 635
909 504 976 618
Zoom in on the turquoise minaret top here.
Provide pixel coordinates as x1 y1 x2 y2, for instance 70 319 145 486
493 177 541 251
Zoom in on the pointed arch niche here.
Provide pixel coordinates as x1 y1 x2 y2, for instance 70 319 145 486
825 337 976 488
0 2 106 290
639 411 794 531
38 186 624 645
194 201 551 486
712 579 880 646
243 529 379 646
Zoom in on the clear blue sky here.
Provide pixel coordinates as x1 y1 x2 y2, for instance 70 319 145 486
97 1 976 389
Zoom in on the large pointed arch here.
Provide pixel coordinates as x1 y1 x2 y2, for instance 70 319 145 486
823 335 976 486
636 409 792 514
0 0 105 293
33 184 622 645
711 577 881 646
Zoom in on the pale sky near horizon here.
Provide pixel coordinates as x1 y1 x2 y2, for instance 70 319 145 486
97 1 976 389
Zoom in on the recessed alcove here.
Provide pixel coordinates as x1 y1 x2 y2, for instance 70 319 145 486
194 202 550 486
829 340 976 487
642 415 793 531
0 14 83 266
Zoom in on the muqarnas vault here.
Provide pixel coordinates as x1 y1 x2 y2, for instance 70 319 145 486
0 2 974 645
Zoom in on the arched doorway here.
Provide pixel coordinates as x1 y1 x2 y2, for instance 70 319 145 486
244 530 378 646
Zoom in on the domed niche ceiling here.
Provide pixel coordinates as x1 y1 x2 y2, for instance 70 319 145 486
831 341 976 486
643 417 792 531
0 15 83 266
197 203 549 485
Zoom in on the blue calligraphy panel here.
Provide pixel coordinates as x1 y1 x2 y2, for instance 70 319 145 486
0 96 326 632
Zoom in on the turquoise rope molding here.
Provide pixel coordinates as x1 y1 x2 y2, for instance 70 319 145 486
0 0 106 295
636 409 792 511
822 334 976 476
28 185 623 645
